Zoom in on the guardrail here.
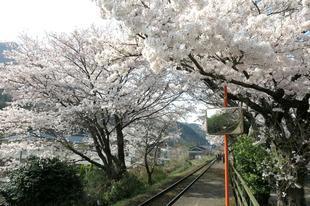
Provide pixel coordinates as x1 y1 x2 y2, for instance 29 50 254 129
229 163 260 206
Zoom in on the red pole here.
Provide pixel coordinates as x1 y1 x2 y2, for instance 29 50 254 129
224 84 230 206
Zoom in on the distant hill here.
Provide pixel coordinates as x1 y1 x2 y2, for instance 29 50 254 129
0 42 16 63
0 43 15 109
177 122 209 146
0 43 9 63
0 89 11 109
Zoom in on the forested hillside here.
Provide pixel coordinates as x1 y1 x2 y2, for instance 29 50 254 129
177 122 209 146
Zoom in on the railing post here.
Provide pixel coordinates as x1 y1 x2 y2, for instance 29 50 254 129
224 84 230 206
230 163 260 206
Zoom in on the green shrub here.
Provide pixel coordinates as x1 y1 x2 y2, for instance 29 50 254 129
170 160 192 176
152 167 168 183
79 167 145 206
102 173 145 205
163 158 188 174
233 135 271 205
80 164 110 192
0 156 84 206
79 164 110 205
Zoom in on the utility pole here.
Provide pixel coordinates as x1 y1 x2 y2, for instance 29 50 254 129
224 84 229 206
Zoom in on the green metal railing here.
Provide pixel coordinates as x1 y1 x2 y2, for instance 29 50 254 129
229 163 260 206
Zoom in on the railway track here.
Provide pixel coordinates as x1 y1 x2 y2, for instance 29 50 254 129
138 158 217 206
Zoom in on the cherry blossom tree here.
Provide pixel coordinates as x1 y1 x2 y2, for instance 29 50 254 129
126 115 180 185
0 139 77 175
96 0 309 204
0 28 184 180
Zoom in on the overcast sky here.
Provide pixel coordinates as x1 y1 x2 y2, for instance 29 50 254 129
0 0 104 42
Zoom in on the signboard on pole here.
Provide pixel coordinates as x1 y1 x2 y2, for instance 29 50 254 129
206 107 244 135
205 85 245 206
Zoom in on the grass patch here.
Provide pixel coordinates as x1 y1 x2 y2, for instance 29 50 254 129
113 156 213 206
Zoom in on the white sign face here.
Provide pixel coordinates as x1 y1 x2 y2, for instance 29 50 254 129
206 107 244 135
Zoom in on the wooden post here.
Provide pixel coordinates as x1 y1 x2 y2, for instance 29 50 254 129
224 84 230 206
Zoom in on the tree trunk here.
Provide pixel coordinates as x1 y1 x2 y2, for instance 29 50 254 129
147 170 153 185
105 165 118 181
144 148 153 185
286 167 307 206
275 168 307 206
276 189 285 206
255 193 270 206
114 114 126 177
286 187 306 206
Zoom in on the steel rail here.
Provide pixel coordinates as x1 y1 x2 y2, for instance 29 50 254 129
138 158 216 206
167 158 216 205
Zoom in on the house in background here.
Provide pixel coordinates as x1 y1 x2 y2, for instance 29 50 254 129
188 145 210 159
157 143 172 165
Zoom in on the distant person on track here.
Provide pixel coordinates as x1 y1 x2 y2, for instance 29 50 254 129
216 153 222 162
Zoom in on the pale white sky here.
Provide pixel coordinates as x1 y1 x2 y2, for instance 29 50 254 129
0 0 105 42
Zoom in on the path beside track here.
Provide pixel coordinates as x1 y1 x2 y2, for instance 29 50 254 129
140 159 215 206
173 162 235 206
